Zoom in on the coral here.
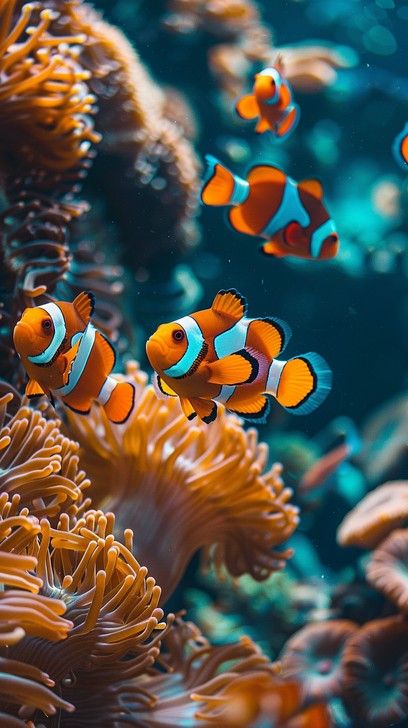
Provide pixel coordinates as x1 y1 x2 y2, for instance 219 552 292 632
65 363 299 602
280 620 358 701
341 616 408 728
0 393 90 521
337 481 408 549
366 529 408 614
50 0 201 273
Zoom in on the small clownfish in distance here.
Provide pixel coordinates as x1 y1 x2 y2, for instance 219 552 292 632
201 155 339 260
392 123 408 170
13 292 135 423
235 62 300 139
146 288 332 424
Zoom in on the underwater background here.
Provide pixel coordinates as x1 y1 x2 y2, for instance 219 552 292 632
0 0 407 726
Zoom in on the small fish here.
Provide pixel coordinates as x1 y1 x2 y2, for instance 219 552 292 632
392 123 408 170
201 155 339 260
236 63 300 139
146 288 332 424
13 292 135 423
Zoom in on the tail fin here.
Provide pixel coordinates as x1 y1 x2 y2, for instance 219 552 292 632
201 155 249 207
103 381 135 424
273 353 332 415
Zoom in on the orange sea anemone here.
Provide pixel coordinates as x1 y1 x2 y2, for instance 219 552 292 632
341 616 408 727
0 494 75 724
0 0 99 171
65 363 299 603
337 481 408 549
0 393 90 521
78 617 276 727
366 529 408 614
280 620 357 701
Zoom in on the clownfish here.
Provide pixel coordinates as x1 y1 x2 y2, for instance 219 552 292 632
392 123 408 170
236 64 300 139
13 292 135 423
146 288 332 424
201 155 339 260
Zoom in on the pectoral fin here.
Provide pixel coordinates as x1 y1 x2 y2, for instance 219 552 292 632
235 94 259 120
207 350 258 385
25 379 45 398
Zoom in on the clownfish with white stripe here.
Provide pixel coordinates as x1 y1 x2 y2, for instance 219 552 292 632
146 288 332 424
201 155 339 260
13 292 135 423
236 63 300 139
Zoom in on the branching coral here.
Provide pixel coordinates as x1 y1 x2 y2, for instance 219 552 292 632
280 620 358 701
341 616 408 727
366 529 408 614
65 363 299 603
337 481 408 549
0 392 90 521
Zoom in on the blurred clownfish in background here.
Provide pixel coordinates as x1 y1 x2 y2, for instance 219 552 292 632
146 288 332 424
235 62 300 139
201 155 339 260
392 123 408 170
13 292 135 423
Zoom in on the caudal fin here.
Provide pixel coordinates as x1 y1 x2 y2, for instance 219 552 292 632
103 381 135 424
201 155 249 207
273 353 332 415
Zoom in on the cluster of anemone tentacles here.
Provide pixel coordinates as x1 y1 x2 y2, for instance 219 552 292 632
0 376 331 726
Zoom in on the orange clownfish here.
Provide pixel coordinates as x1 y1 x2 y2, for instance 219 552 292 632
201 156 339 260
146 288 332 424
392 123 408 170
236 65 299 138
13 292 135 423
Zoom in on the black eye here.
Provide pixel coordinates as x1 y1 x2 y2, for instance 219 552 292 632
42 319 52 332
172 329 185 343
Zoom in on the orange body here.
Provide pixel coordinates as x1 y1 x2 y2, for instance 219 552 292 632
236 65 300 138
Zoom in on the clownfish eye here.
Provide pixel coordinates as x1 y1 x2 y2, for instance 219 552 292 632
172 329 185 343
42 319 52 333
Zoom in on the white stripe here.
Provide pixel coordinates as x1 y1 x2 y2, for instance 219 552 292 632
164 316 205 378
310 218 336 258
56 324 96 397
214 384 236 405
214 319 250 359
262 178 310 239
266 359 286 397
28 303 66 364
97 376 118 405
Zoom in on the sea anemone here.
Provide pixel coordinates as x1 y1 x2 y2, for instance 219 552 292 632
0 0 99 171
341 616 408 727
0 393 90 521
0 493 75 725
6 506 169 724
366 529 408 614
65 363 299 602
337 481 408 549
280 620 357 701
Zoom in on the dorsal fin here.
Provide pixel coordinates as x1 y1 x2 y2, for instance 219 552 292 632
95 331 116 374
211 288 247 321
298 178 324 200
73 291 95 324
